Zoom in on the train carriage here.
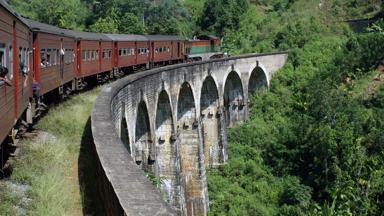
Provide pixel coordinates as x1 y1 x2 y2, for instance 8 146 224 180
186 35 222 61
75 31 113 81
0 0 31 146
145 35 185 67
23 18 76 96
105 34 149 70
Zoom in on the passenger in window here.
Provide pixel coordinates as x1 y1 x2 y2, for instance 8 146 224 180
0 66 12 86
0 51 4 66
41 57 47 67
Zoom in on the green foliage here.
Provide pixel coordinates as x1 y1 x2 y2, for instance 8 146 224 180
208 1 384 216
118 12 145 34
198 0 249 37
10 0 88 30
89 17 118 33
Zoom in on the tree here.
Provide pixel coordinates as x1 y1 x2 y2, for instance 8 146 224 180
89 17 118 33
198 0 249 37
118 13 145 34
10 0 88 30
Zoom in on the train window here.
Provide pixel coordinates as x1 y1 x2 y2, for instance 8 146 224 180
65 49 68 63
96 50 99 60
56 49 59 65
52 49 56 66
25 49 30 72
0 48 5 68
40 49 46 68
88 50 92 61
108 50 112 58
9 45 13 80
18 48 22 66
82 50 87 61
123 49 126 56
69 49 72 63
119 49 122 56
168 47 170 52
46 49 52 67
0 46 5 85
91 50 95 60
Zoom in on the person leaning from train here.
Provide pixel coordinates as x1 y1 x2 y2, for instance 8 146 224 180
32 78 41 109
0 66 12 86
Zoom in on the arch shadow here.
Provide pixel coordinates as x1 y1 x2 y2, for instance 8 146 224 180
223 71 244 126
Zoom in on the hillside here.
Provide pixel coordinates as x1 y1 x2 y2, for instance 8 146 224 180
204 1 384 215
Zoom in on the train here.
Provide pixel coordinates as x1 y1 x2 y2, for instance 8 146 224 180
0 0 221 163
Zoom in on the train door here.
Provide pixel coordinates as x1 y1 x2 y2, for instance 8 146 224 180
177 42 180 58
60 39 64 81
114 42 118 67
77 41 81 77
151 42 154 62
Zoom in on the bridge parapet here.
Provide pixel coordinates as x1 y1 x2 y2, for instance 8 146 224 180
91 52 288 215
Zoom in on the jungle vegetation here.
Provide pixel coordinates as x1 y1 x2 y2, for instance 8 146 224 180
7 0 384 215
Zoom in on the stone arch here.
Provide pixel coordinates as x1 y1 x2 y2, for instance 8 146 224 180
177 82 205 215
135 101 154 171
155 90 178 207
224 71 245 127
120 117 131 154
177 82 196 126
248 66 268 95
200 76 222 167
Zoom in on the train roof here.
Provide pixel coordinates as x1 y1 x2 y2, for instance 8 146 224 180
145 35 185 41
21 18 75 38
0 0 30 27
72 30 111 41
104 34 148 42
189 35 220 42
22 18 111 41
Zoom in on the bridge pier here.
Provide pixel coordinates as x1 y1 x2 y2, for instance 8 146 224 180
177 82 209 216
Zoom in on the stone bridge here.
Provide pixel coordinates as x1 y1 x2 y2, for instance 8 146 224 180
91 52 288 216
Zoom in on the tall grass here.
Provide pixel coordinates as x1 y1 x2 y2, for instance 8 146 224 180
0 87 103 216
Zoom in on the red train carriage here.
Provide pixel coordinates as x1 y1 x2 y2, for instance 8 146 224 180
23 18 76 96
145 35 185 67
74 31 113 87
0 1 31 146
105 34 149 70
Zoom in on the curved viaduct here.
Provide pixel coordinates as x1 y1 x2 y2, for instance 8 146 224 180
91 52 288 216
